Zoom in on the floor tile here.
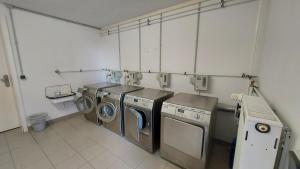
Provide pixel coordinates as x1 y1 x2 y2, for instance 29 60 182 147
118 144 150 168
0 153 13 165
41 140 71 156
79 163 95 169
13 150 45 169
108 159 131 169
0 134 9 155
136 155 168 169
47 145 76 165
23 158 54 169
0 162 15 169
80 144 107 161
89 151 118 169
55 154 86 169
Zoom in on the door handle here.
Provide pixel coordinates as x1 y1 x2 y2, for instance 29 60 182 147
0 74 10 87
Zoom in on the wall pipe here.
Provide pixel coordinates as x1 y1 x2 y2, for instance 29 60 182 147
4 3 101 30
100 0 257 36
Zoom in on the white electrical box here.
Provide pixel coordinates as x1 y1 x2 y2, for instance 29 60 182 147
157 73 170 88
233 95 283 169
106 71 123 83
125 72 142 85
190 75 208 91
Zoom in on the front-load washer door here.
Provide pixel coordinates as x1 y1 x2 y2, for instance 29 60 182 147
96 102 117 123
76 95 95 114
163 117 204 159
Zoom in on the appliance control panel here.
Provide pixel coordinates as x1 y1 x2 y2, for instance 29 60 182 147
161 103 211 125
125 95 154 109
100 92 120 100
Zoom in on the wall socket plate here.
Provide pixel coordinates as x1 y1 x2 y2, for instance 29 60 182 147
190 75 209 91
157 73 170 88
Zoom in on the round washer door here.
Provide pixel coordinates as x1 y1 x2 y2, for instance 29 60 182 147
76 95 95 114
96 102 116 122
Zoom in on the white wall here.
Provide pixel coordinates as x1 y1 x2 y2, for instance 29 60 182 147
12 9 106 120
100 0 260 142
1 0 261 143
257 0 300 149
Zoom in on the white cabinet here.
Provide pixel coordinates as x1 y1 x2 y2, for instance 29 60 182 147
99 34 119 70
161 6 198 74
196 1 259 75
141 16 160 72
120 22 140 71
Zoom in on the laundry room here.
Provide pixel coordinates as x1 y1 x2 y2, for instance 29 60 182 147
0 0 299 169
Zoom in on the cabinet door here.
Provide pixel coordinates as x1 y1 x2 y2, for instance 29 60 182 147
161 5 198 74
120 22 140 71
141 16 160 72
99 34 119 70
196 1 259 75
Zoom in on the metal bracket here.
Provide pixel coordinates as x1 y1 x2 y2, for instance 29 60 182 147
147 19 151 25
221 0 225 8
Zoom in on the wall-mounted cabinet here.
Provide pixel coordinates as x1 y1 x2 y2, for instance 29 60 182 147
161 5 198 74
196 1 259 75
120 22 140 71
141 16 160 72
99 34 119 70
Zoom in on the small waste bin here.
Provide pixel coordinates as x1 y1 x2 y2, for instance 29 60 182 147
28 112 48 132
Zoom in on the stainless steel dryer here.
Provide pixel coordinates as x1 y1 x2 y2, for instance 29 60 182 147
123 88 174 152
160 93 218 169
96 85 143 136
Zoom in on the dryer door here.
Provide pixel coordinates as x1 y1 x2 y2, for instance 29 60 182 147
96 102 117 122
163 117 204 160
76 95 95 114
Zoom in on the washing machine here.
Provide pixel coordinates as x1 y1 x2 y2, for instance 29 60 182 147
76 82 119 124
123 88 174 152
160 93 218 169
96 85 143 136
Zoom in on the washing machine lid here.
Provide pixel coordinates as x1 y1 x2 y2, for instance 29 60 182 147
125 88 173 101
83 82 120 91
96 102 117 122
164 93 218 112
102 85 143 95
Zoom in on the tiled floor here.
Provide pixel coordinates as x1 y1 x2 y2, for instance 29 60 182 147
0 114 229 169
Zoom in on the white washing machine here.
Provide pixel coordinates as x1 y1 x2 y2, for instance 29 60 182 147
160 93 218 169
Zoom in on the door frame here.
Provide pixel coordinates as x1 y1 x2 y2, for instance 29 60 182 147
0 15 28 132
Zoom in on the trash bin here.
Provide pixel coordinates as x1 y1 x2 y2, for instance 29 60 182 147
28 112 48 132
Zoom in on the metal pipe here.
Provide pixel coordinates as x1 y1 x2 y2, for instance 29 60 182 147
102 0 214 30
5 3 101 30
102 69 254 78
7 6 25 79
100 0 257 36
138 19 141 71
194 2 201 74
54 69 105 74
118 25 121 70
159 13 163 73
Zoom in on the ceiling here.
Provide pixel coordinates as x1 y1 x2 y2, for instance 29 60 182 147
1 0 189 28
